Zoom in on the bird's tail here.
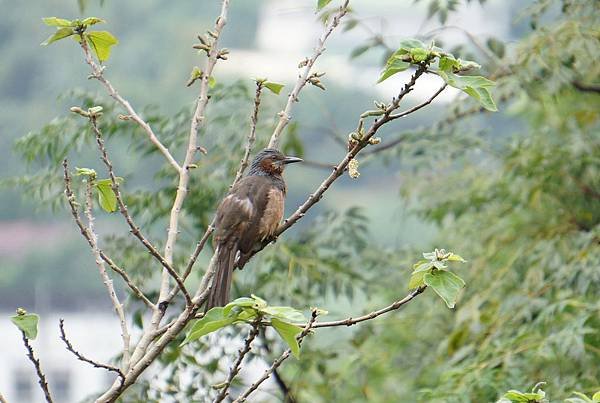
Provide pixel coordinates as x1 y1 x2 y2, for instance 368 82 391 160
205 244 237 311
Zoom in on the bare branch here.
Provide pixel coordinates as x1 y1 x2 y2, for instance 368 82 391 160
59 319 125 383
62 160 154 310
232 81 264 186
83 176 131 365
311 286 425 328
88 116 192 306
0 391 7 403
387 83 447 121
213 320 261 403
160 0 230 306
79 39 181 172
232 310 319 403
267 0 351 149
20 332 53 403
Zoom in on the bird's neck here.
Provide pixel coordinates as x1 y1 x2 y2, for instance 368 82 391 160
247 171 286 193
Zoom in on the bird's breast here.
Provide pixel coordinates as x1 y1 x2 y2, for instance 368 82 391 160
258 187 285 239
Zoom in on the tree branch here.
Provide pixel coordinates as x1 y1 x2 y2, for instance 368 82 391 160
267 0 350 149
20 331 53 403
88 116 192 307
59 319 125 384
160 0 230 306
232 310 319 403
79 38 181 172
309 286 425 328
233 81 264 186
62 160 154 310
213 320 261 403
83 176 131 366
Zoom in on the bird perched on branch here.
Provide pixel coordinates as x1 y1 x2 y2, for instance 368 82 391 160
206 148 303 310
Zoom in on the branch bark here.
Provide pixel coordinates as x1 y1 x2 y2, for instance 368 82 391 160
20 332 53 403
213 320 261 403
59 319 125 383
79 39 181 172
267 0 350 149
231 310 319 403
83 177 131 366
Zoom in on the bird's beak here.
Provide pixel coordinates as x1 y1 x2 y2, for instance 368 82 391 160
282 156 303 165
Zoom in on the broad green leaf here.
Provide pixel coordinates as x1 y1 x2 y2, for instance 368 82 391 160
95 179 117 213
439 55 460 72
85 31 118 62
317 0 333 11
408 271 426 290
377 58 410 83
181 307 236 345
250 294 267 309
439 71 497 111
271 318 302 358
592 391 600 402
264 81 285 95
42 17 73 27
11 313 39 340
422 251 436 260
261 306 306 322
409 47 429 62
41 27 74 46
423 270 465 308
81 17 105 26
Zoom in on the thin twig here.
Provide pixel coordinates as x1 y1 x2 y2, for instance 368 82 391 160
268 0 350 149
387 83 447 121
88 116 192 307
59 319 125 384
233 81 264 186
0 391 7 403
62 160 154 309
213 320 261 403
79 38 181 172
309 286 425 328
260 332 297 403
232 310 319 403
83 177 131 366
20 332 53 403
165 222 215 304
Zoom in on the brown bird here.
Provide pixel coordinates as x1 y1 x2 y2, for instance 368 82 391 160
206 148 302 310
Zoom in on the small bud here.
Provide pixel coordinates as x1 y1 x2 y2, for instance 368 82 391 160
70 106 89 117
348 158 360 179
368 137 381 145
16 307 27 316
207 30 218 38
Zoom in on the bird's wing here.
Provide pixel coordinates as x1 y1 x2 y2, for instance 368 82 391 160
213 188 254 246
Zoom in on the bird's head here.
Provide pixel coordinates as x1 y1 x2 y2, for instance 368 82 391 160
248 148 303 176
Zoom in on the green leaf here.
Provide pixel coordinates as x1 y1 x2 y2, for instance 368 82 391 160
223 297 256 316
350 45 371 59
410 47 429 62
75 167 97 177
95 179 118 213
85 31 119 62
271 318 302 358
181 307 236 345
261 306 306 322
208 76 216 88
592 391 600 402
317 0 333 11
408 271 426 289
447 253 466 262
41 27 75 46
11 313 40 340
423 270 465 308
439 71 497 111
377 58 410 83
42 17 73 27
568 392 593 402
264 81 285 95
412 261 434 274
81 17 105 26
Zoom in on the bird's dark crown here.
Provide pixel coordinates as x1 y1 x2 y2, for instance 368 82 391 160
247 148 302 177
